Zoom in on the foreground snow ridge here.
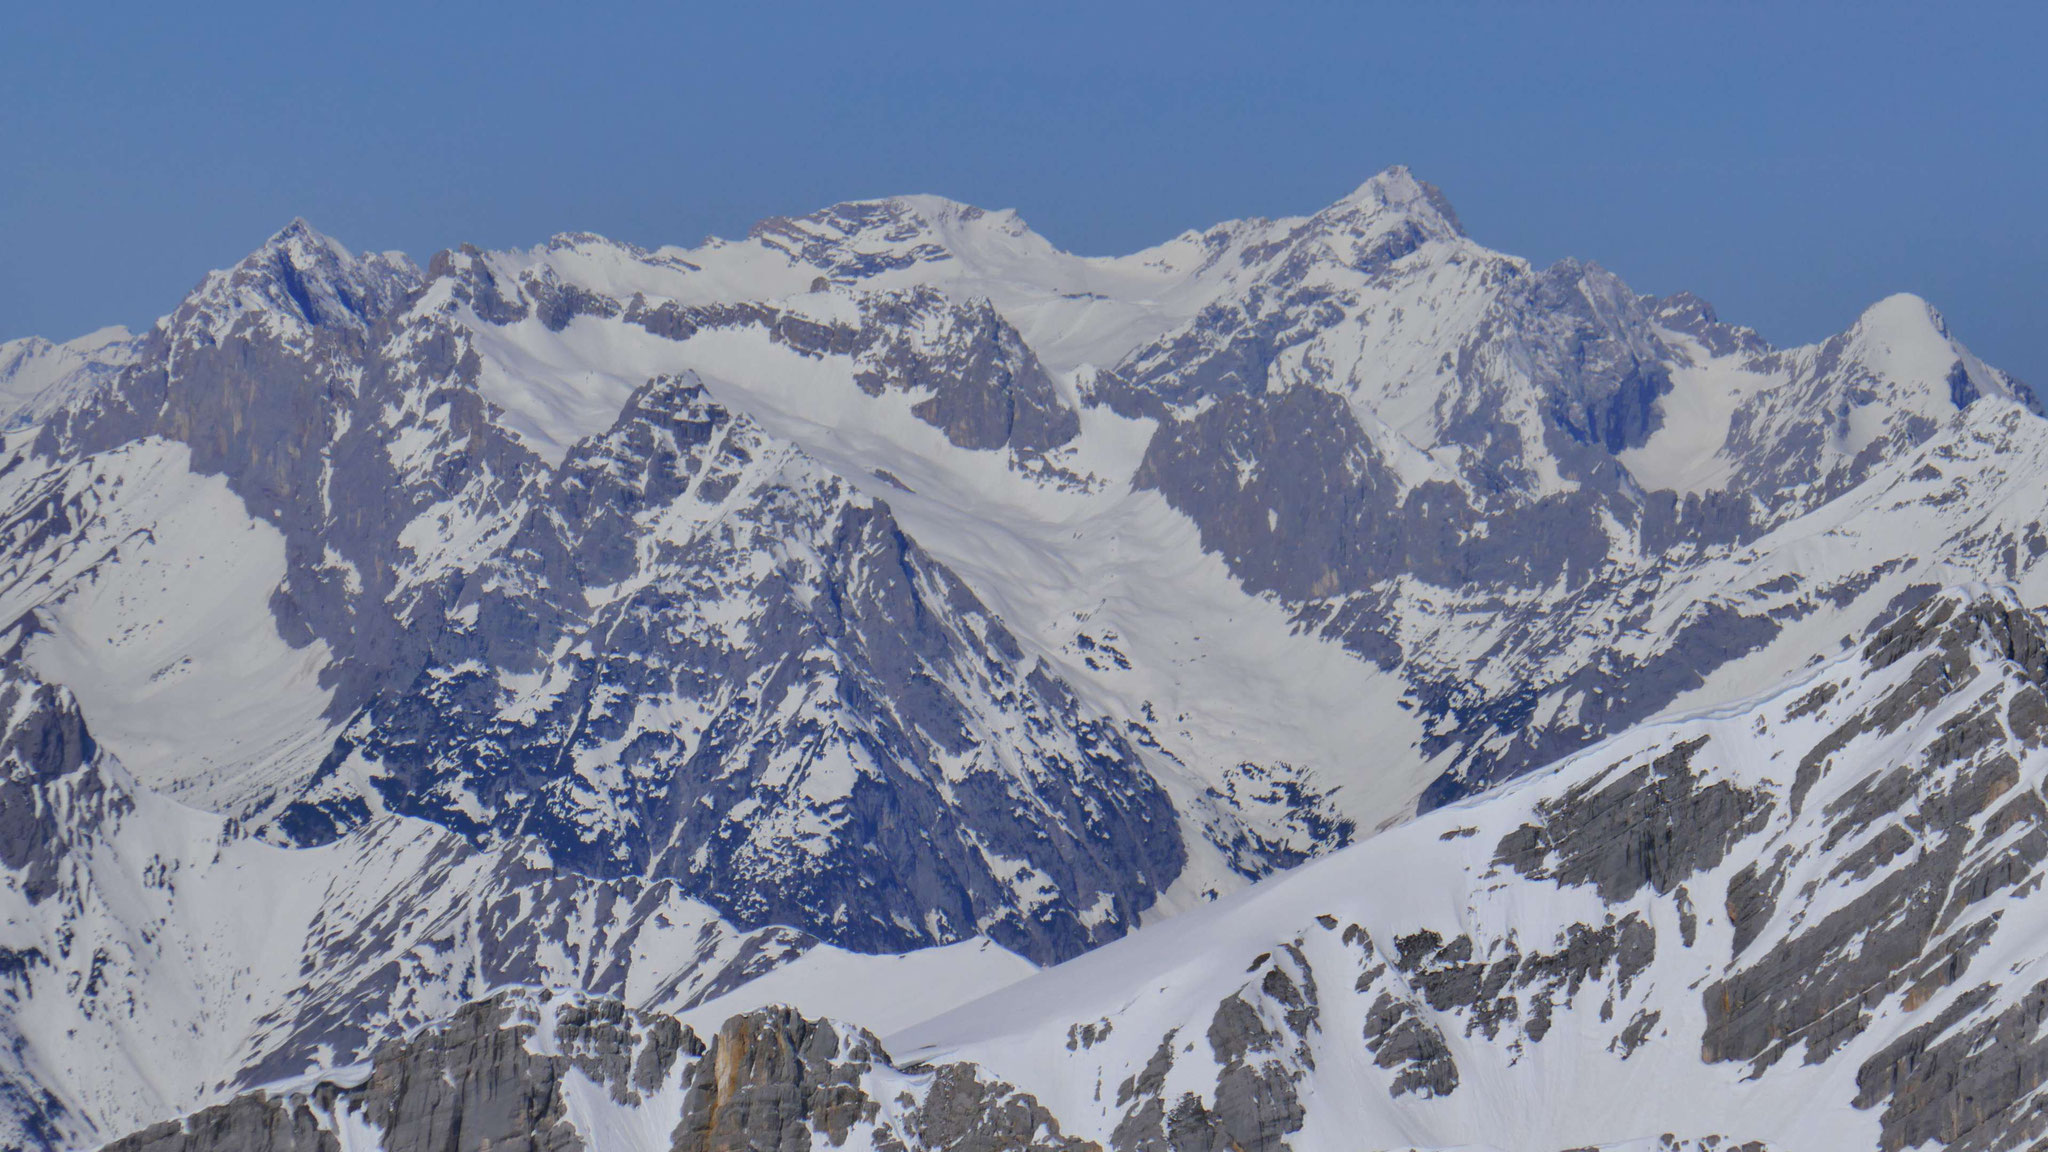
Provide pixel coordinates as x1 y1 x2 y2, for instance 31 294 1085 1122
5 169 2048 1150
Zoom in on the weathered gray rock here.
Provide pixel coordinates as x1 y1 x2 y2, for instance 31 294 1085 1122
671 1007 876 1152
1107 947 1319 1152
94 993 713 1152
1491 736 1766 903
888 1063 1092 1152
0 629 113 906
99 1094 336 1152
1855 979 2048 1152
353 998 581 1152
665 1006 1090 1152
625 288 1078 458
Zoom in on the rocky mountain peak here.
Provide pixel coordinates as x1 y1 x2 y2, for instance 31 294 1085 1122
1322 164 1466 239
174 220 422 341
746 193 1058 287
1806 290 2037 420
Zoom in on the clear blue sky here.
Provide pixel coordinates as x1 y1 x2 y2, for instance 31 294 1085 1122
5 2 2043 384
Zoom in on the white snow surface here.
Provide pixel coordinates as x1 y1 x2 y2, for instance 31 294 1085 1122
674 937 1034 1039
5 439 340 812
0 327 137 427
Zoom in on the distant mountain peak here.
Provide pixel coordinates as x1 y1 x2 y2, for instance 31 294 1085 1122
178 220 421 338
1328 164 1466 237
1851 290 1948 341
1826 289 2037 414
267 214 330 245
0 322 140 427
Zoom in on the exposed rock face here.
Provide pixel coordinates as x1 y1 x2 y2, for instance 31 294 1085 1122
99 1095 336 1152
666 1005 1091 1152
554 998 702 1106
0 626 117 906
1103 945 1320 1152
353 999 583 1152
626 288 1079 458
671 1007 878 1152
0 635 118 1151
1491 736 1768 902
95 995 1087 1152
1696 595 2048 1081
93 993 638 1152
891 1063 1091 1152
1129 386 1616 601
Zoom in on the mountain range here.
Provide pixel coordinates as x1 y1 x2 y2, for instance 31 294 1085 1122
4 168 2047 1151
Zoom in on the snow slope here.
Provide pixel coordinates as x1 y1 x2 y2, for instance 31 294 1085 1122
0 437 338 810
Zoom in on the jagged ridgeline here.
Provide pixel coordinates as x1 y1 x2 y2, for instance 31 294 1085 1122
6 170 2048 1150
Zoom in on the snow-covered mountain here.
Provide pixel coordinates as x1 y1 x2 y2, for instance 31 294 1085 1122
97 587 2048 1151
894 586 2048 1152
5 167 2048 1149
0 624 1031 1150
0 329 138 430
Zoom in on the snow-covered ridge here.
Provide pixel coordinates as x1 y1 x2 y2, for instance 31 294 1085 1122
883 586 2048 1151
12 170 2045 892
0 327 137 428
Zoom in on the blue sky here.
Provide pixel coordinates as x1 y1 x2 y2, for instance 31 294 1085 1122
5 2 2043 383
